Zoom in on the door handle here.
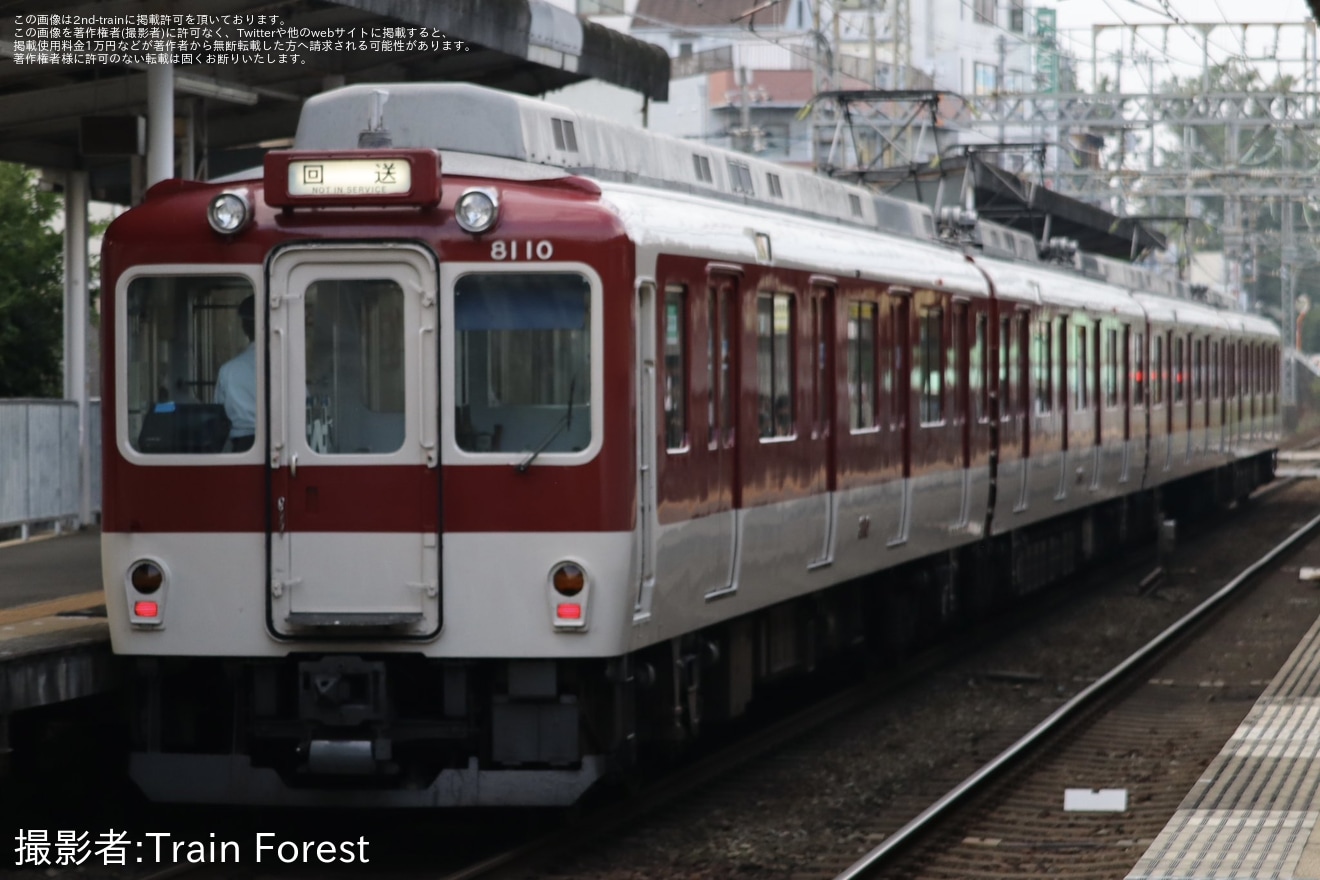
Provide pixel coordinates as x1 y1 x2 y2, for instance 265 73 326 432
270 326 286 467
419 324 437 467
290 452 298 479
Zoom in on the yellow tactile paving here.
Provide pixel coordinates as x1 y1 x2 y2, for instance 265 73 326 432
0 614 107 646
0 590 104 626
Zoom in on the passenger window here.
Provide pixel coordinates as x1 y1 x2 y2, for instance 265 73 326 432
975 313 989 422
1033 320 1051 415
918 308 943 424
1105 327 1119 408
1153 334 1164 405
1211 340 1220 398
757 293 795 438
124 275 257 455
707 293 717 447
1057 317 1068 413
1194 338 1204 401
1174 336 1185 403
1074 324 1089 410
1000 316 1013 420
811 294 830 433
454 272 591 454
1016 314 1029 416
305 279 405 455
663 285 688 451
1133 332 1145 407
847 302 877 431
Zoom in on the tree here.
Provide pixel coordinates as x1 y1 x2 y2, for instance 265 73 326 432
0 162 64 398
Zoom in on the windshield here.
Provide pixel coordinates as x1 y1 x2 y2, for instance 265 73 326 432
124 275 256 454
453 272 591 454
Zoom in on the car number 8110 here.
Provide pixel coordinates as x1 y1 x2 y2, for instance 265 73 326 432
490 240 554 260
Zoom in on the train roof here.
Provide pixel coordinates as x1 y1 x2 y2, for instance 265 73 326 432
293 82 933 239
599 182 988 297
290 82 1266 329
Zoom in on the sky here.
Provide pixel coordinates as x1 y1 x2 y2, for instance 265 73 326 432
1046 0 1316 91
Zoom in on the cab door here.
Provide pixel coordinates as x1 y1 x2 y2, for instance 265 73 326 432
266 245 439 638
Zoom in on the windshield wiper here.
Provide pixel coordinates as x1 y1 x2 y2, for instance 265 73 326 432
516 376 576 473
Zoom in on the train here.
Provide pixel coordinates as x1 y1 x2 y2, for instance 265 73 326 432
100 82 1280 806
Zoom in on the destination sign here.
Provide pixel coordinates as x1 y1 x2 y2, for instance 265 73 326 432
287 158 413 197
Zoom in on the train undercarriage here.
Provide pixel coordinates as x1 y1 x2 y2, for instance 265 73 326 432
127 455 1274 806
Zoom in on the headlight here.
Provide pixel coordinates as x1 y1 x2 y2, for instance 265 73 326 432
130 560 164 593
551 562 585 596
207 190 251 234
455 187 499 233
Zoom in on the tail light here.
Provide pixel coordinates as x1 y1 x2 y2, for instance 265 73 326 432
126 559 167 627
548 561 589 631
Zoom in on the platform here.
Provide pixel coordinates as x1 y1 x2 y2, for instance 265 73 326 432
0 530 113 715
1128 599 1320 878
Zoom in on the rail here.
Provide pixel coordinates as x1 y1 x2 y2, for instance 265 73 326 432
833 499 1320 880
0 398 100 539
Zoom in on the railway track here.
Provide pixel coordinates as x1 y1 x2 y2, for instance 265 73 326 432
838 491 1320 879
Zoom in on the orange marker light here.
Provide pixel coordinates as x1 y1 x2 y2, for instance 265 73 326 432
131 561 163 593
556 603 582 620
134 601 159 618
552 563 585 596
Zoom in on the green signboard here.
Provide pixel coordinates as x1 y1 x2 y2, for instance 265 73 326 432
1036 7 1058 93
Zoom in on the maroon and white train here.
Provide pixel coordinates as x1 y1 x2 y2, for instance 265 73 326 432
101 83 1280 806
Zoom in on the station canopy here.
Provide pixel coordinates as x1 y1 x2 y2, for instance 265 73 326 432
1 0 670 203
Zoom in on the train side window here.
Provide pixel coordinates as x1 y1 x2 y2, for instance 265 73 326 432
1153 334 1164 405
1133 332 1145 407
663 285 688 451
975 313 989 422
1074 324 1089 410
1057 316 1068 413
918 307 943 424
847 302 877 431
1224 343 1235 401
1193 337 1203 401
757 293 795 439
1239 342 1245 396
1174 335 1185 403
999 316 1013 420
811 296 829 433
1241 341 1247 397
707 293 717 447
454 272 591 454
1211 340 1220 398
124 275 257 455
1105 327 1119 408
1033 320 1051 415
1238 341 1246 408
1016 314 1029 416
1122 325 1132 410
892 300 909 425
720 292 734 444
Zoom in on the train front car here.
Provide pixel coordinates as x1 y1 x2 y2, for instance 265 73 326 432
100 91 637 806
